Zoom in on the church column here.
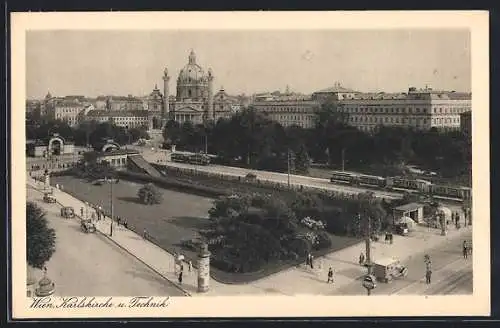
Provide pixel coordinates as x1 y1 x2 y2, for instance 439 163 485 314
162 68 170 126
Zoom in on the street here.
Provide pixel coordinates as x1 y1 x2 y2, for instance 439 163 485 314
331 229 472 295
27 186 185 297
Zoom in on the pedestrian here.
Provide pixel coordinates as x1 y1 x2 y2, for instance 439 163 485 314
455 213 460 227
463 240 468 259
359 252 365 266
327 267 334 284
91 211 96 222
425 269 432 284
178 271 183 284
123 219 128 229
143 229 148 240
310 255 314 269
188 260 193 272
80 207 84 217
306 253 310 266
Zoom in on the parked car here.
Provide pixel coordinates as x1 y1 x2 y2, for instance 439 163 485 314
43 193 56 203
80 219 96 233
60 206 75 218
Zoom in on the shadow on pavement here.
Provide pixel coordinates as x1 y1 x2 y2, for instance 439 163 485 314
169 216 210 230
117 196 145 205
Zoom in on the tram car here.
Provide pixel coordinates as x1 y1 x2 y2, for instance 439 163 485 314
357 174 387 188
171 152 190 163
330 171 358 184
188 153 211 165
430 185 472 200
387 177 432 193
171 152 211 166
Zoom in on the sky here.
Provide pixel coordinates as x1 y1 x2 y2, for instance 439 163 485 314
26 29 470 99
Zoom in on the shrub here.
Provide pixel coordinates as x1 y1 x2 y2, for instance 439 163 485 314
314 231 332 250
26 202 56 269
137 183 163 205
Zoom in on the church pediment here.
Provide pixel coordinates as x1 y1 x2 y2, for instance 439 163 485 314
175 106 201 113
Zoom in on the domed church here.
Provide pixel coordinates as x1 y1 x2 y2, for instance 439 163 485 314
148 50 215 130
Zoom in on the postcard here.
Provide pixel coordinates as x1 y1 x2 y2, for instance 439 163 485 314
11 11 490 319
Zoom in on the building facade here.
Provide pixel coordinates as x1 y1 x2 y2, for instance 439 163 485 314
252 84 471 132
337 87 471 132
252 92 320 129
41 94 90 126
213 88 241 121
86 110 149 128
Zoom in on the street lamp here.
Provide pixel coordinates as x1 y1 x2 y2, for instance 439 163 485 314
364 214 374 296
105 176 118 237
341 148 346 172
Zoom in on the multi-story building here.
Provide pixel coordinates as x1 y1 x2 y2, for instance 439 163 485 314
26 99 41 115
252 92 320 129
85 110 149 128
212 88 241 121
41 94 90 126
337 87 471 132
252 84 471 132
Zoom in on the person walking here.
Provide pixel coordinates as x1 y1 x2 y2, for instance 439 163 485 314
425 268 432 284
143 229 148 240
178 271 183 285
306 253 311 267
310 255 314 269
188 260 193 273
359 252 365 266
463 240 468 259
327 267 334 284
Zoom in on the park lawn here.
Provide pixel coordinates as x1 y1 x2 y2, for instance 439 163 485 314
51 175 360 284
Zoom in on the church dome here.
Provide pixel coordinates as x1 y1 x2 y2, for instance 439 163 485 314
177 50 207 83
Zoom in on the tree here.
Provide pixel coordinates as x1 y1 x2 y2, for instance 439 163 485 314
26 202 56 269
294 143 310 173
348 192 387 236
137 183 163 205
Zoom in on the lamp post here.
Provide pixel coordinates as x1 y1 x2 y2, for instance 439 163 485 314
341 148 346 172
287 148 291 188
106 176 116 237
365 214 373 296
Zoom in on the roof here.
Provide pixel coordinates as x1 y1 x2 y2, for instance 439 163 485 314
393 202 424 212
97 149 140 156
315 85 358 93
87 110 148 117
373 257 401 267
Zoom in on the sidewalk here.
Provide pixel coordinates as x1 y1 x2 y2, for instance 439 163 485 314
395 256 471 295
26 176 472 296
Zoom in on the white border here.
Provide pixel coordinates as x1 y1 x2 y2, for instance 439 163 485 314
11 11 490 318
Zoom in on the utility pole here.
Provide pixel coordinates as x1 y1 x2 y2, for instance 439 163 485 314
108 177 114 237
365 214 372 296
287 148 291 188
342 148 345 172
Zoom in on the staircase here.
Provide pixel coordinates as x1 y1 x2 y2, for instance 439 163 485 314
128 154 162 178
